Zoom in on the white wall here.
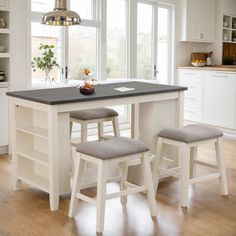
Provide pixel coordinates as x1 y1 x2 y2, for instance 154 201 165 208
10 0 29 91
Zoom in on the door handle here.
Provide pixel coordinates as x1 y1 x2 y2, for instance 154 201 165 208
62 66 70 80
154 65 159 77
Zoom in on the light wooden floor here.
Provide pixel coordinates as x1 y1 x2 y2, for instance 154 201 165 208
0 138 236 236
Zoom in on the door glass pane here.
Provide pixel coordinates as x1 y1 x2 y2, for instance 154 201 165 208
137 3 152 80
70 0 93 20
107 0 127 79
68 26 97 80
31 0 54 12
157 7 169 84
31 23 61 84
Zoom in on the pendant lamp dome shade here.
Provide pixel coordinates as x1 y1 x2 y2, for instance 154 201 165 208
42 0 81 26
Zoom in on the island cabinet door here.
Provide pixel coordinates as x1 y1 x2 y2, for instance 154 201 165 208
203 72 236 129
0 87 8 146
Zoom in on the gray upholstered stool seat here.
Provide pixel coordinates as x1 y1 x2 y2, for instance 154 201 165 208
77 137 149 160
70 107 118 121
158 124 223 143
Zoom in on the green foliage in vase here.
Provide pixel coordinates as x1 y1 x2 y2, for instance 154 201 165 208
31 43 59 74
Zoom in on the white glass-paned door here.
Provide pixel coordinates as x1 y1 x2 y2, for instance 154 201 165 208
31 23 61 84
68 26 97 80
107 0 127 79
137 3 153 80
157 6 172 84
137 2 173 83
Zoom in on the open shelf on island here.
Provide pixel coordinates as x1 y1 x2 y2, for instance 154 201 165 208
16 106 48 138
17 148 49 167
16 125 48 139
18 155 49 193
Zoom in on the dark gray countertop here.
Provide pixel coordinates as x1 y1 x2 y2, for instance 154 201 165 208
6 81 187 105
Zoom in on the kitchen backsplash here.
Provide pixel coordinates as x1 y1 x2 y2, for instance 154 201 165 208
176 42 214 66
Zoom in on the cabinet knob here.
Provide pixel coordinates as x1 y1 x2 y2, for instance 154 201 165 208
200 34 204 39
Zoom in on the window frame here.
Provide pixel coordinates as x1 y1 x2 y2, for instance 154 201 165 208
29 0 174 86
29 0 100 86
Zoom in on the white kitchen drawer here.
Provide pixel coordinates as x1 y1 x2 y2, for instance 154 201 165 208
184 109 202 122
178 71 203 97
184 96 202 110
205 72 236 80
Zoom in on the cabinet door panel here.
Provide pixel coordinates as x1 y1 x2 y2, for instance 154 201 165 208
186 0 201 40
204 74 236 128
181 0 215 42
0 87 8 146
201 0 215 42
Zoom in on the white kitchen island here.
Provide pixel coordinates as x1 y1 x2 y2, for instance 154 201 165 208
7 81 186 211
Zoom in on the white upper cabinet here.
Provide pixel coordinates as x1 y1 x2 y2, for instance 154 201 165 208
179 0 215 42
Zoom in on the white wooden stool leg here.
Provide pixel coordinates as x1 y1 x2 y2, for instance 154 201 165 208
141 154 158 217
180 146 190 207
153 137 164 193
98 122 104 141
69 155 85 217
119 162 128 204
215 137 228 196
112 117 120 137
96 161 107 233
190 147 198 180
81 123 88 143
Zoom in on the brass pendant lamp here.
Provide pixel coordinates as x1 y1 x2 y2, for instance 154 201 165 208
41 0 81 26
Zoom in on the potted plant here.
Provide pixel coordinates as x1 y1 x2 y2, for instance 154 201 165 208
32 43 59 83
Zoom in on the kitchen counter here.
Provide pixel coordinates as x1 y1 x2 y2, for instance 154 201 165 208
7 81 187 105
177 66 236 72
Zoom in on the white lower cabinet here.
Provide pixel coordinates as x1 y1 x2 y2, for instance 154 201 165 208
0 87 9 147
177 69 236 129
204 72 236 129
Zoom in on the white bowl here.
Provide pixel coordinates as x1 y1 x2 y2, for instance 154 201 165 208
191 62 206 67
0 46 6 53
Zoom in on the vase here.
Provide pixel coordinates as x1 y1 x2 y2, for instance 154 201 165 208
45 70 52 84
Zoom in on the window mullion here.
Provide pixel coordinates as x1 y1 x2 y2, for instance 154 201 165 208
127 0 137 79
152 4 158 80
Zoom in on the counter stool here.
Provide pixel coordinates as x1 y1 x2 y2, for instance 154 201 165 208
70 107 120 144
153 124 228 208
70 108 120 173
69 137 157 233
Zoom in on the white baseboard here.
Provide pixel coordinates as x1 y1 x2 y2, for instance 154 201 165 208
0 145 8 155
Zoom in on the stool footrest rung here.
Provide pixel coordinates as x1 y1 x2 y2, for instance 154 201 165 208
76 193 97 205
81 176 122 190
124 181 140 189
190 173 220 184
106 185 148 200
160 167 180 178
194 160 218 170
